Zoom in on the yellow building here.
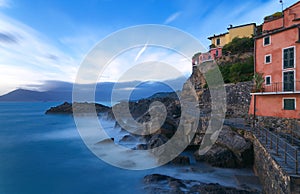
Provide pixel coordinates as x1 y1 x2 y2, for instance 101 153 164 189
208 23 256 47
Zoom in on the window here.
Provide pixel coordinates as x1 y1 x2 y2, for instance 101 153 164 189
283 71 295 92
283 98 296 110
264 36 271 46
216 50 219 57
265 55 271 64
283 47 295 69
216 38 220 46
265 76 271 85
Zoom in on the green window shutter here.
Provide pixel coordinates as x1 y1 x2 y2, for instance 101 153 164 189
290 48 294 67
284 49 288 68
283 47 295 69
284 99 295 110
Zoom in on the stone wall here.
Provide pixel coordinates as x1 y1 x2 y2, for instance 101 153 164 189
248 115 300 137
189 66 253 119
252 133 300 194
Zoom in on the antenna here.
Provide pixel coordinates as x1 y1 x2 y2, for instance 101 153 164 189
279 0 283 12
280 0 284 27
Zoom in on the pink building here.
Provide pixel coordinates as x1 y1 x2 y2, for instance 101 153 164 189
249 2 300 118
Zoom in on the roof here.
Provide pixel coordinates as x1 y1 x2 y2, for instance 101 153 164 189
254 24 300 39
208 23 256 40
283 1 300 12
227 23 256 30
207 32 229 40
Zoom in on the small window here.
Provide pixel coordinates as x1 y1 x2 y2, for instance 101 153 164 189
265 76 271 85
216 38 220 46
264 36 271 46
283 98 295 110
216 50 219 57
283 47 295 69
265 55 271 64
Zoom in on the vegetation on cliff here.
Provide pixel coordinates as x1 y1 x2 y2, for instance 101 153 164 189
217 37 254 83
219 56 254 83
222 37 254 55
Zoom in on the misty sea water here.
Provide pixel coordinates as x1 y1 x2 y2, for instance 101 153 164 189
0 102 260 194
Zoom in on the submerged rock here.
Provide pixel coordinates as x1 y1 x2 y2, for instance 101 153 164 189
119 135 136 143
170 156 190 165
143 174 260 194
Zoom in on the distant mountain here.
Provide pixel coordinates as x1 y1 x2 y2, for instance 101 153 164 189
0 89 71 101
0 77 187 102
147 92 180 100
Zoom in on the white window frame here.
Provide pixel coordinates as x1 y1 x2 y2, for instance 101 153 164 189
264 54 272 64
265 75 271 86
282 46 296 70
282 97 296 110
263 36 271 46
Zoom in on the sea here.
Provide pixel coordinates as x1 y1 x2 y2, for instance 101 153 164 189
0 102 261 194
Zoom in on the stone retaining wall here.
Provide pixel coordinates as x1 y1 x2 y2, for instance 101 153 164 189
247 115 300 137
251 132 300 194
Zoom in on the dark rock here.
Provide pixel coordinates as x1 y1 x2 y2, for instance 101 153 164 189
194 125 254 168
135 144 148 150
147 134 169 149
143 174 260 194
95 138 114 144
195 143 237 168
189 183 260 194
119 135 136 142
170 156 190 165
45 102 112 115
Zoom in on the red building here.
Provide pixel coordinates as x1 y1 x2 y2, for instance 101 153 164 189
249 2 300 119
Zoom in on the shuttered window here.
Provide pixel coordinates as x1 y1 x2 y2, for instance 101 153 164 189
283 99 295 110
283 47 295 69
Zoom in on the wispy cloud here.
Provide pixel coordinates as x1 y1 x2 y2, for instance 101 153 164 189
164 11 182 24
98 46 192 84
135 42 148 61
0 13 78 95
0 0 10 8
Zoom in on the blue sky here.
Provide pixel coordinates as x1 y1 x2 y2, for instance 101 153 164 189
0 0 298 95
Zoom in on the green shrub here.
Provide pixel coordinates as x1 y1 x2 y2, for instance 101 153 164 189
218 56 254 83
264 12 283 21
222 37 254 55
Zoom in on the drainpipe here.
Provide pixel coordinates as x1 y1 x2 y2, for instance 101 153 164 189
253 33 257 129
280 0 284 28
253 95 256 128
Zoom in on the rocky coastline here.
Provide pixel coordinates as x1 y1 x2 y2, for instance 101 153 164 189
45 82 259 193
45 64 259 193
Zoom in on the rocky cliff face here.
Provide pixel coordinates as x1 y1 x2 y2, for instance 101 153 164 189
185 65 253 120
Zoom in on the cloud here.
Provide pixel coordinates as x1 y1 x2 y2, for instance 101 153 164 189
135 42 148 61
0 32 18 43
164 12 182 24
97 46 192 85
0 0 9 7
0 13 78 95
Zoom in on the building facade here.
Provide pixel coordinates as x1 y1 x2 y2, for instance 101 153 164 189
194 23 256 65
249 2 300 119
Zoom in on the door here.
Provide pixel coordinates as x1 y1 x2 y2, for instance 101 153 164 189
283 71 294 92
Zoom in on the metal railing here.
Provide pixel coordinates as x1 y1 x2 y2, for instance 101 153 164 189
252 81 300 93
254 127 299 175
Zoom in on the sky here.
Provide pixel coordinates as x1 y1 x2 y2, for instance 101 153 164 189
0 0 298 95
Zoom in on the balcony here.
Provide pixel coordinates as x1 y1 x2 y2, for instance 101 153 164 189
251 81 300 95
